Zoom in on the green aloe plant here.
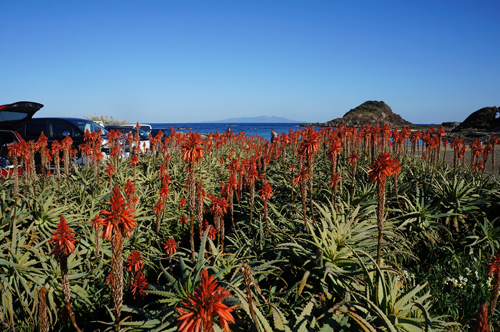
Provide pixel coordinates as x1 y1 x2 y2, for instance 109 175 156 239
350 252 454 332
432 174 485 231
391 185 454 248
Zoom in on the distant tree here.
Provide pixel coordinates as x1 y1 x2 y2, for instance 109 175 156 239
84 114 127 125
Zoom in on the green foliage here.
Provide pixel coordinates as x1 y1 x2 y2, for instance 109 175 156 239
1 128 499 331
83 114 128 125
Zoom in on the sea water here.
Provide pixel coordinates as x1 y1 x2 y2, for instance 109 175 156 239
149 123 320 142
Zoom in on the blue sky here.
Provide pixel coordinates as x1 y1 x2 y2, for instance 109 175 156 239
1 1 499 124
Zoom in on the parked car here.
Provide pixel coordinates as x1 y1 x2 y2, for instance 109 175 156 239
104 125 150 151
15 117 109 153
0 101 44 175
121 123 152 135
150 128 171 138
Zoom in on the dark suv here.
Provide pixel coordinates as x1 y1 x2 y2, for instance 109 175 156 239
15 117 109 148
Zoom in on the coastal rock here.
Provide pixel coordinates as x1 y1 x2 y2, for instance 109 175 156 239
305 101 412 128
441 121 460 128
452 106 500 132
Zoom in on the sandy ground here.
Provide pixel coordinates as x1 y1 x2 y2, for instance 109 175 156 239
411 145 500 176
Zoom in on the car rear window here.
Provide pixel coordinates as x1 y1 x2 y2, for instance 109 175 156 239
0 111 29 122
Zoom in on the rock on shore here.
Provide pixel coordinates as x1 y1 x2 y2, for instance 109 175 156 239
452 106 500 132
303 100 412 128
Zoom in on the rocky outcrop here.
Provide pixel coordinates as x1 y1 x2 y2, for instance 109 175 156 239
452 106 500 132
305 101 412 128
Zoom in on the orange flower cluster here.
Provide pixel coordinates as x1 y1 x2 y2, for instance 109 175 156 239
126 250 144 273
50 216 77 257
132 271 148 299
182 132 204 164
259 181 273 201
210 196 229 217
298 128 320 157
368 153 398 184
99 186 137 240
164 238 177 257
177 269 236 332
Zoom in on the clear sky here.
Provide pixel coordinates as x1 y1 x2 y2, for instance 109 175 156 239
1 1 499 124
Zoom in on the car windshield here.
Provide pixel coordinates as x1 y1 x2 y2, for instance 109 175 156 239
151 129 171 138
123 124 152 135
67 119 109 135
107 127 149 140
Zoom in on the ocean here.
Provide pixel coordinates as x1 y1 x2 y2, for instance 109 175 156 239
149 123 440 142
149 123 319 142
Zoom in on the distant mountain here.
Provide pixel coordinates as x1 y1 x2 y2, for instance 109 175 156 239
207 116 303 123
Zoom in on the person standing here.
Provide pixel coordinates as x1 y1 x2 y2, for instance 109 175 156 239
271 129 279 144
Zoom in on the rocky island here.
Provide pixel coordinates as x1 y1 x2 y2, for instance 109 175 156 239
452 106 500 132
303 100 412 128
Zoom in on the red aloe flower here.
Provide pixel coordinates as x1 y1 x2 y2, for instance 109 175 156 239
159 163 166 180
124 179 135 194
126 250 144 273
260 182 273 233
368 153 396 184
259 182 273 201
164 238 177 257
50 215 77 257
154 199 164 215
349 152 360 200
180 214 188 225
368 153 397 267
154 199 165 235
130 154 139 180
130 154 139 166
99 186 137 240
124 179 137 208
349 151 359 165
176 269 236 332
100 186 137 326
298 128 320 223
50 216 81 332
210 195 229 249
210 196 229 217
297 128 320 157
247 160 259 223
131 270 149 299
160 178 170 199
106 163 115 177
153 198 164 215
202 220 217 241
329 173 341 204
181 132 204 164
208 226 217 241
106 271 113 286
179 197 187 208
